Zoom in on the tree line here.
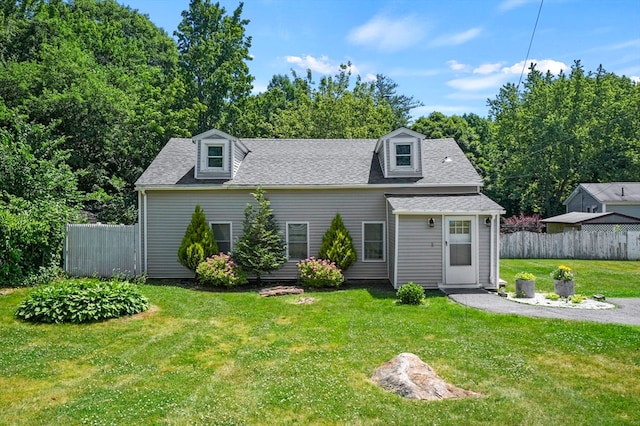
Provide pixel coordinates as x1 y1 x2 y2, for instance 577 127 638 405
1 0 639 284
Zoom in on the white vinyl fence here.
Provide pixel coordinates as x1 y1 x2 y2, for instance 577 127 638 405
65 224 140 277
500 231 640 260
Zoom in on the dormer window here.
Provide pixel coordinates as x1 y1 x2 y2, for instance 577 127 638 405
200 140 229 173
395 143 412 167
207 145 224 168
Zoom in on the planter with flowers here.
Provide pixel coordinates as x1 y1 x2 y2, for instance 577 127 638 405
551 265 575 297
514 272 536 298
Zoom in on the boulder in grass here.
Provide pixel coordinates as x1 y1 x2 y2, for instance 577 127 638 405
371 353 483 401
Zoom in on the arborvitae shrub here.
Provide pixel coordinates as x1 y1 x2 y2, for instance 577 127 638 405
318 213 357 272
178 205 218 272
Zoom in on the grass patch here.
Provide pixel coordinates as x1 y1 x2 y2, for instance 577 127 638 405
501 259 640 297
1 281 639 424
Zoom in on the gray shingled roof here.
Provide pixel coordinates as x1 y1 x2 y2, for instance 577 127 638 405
386 194 505 213
579 182 640 203
135 136 483 187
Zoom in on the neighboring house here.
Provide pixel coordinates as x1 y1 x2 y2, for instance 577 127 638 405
135 127 504 290
541 212 640 233
564 182 640 218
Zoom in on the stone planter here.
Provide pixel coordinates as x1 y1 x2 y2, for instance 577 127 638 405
515 279 535 298
554 280 575 297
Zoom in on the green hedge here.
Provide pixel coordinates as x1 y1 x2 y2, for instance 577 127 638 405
15 279 149 324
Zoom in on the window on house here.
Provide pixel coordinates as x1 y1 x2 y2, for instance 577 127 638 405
363 222 385 261
287 223 308 260
395 143 412 167
211 222 232 254
207 145 224 168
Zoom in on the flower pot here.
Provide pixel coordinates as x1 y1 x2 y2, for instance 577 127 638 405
554 280 575 297
515 279 535 298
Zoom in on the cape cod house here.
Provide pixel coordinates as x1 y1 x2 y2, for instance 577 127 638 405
135 128 504 289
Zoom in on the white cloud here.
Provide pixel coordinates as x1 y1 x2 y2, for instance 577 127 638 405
631 76 640 83
499 0 537 12
446 59 569 92
413 105 479 116
347 14 426 52
285 55 335 74
431 27 482 47
501 59 569 75
473 62 503 74
447 74 510 91
447 60 469 72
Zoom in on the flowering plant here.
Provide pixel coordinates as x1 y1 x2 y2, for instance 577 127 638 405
514 271 536 281
196 253 248 287
297 257 344 288
550 265 574 282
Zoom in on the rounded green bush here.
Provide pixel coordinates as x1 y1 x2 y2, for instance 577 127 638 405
397 282 424 305
15 279 149 324
196 253 248 287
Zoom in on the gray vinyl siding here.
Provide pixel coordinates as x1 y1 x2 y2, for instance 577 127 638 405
233 143 247 176
604 204 640 218
566 191 601 213
478 216 491 285
144 188 398 279
395 215 443 289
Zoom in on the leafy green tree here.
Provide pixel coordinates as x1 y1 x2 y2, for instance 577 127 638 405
318 213 357 272
485 61 640 216
175 0 253 133
0 104 81 285
373 74 423 128
232 188 286 282
178 205 218 272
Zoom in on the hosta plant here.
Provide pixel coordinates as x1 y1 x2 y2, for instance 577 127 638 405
15 279 149 324
196 253 248 287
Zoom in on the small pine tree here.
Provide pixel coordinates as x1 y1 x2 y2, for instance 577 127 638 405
231 187 286 282
318 213 357 272
178 205 218 272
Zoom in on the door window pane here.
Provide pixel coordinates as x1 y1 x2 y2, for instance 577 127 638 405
449 220 471 265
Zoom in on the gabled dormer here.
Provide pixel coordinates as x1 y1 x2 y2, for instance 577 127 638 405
374 127 424 179
193 129 249 180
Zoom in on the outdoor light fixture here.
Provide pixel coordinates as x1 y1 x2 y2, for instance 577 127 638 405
428 217 435 227
485 217 492 227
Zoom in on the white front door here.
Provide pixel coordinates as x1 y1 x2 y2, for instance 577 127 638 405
445 217 476 285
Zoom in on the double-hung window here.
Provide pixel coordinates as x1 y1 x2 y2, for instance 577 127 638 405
287 223 308 260
363 222 385 261
211 222 232 254
207 145 224 168
395 143 412 167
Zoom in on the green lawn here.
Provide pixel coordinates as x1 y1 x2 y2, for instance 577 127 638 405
1 278 639 425
500 259 640 297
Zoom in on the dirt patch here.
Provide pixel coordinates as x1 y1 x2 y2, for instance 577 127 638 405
116 304 161 322
0 288 17 296
294 297 317 305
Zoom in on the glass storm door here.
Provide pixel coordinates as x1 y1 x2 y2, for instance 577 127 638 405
445 217 475 285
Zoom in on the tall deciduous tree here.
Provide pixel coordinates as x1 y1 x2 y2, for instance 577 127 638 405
178 205 218 272
486 61 640 216
232 188 286 282
175 0 253 134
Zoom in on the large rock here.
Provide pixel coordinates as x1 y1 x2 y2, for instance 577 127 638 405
371 353 482 401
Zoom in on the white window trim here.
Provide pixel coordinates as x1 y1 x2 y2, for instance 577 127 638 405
390 138 416 171
362 221 386 262
286 222 309 261
200 139 230 173
209 221 233 253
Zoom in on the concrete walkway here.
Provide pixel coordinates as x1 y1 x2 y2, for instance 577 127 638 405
443 288 640 326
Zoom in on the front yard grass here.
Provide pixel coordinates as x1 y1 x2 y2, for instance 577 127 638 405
1 280 639 425
500 259 640 297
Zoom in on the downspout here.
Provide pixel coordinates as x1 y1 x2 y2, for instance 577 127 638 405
142 189 148 274
490 214 496 287
394 213 400 289
137 191 142 276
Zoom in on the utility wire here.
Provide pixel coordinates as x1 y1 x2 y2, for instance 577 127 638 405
517 0 544 89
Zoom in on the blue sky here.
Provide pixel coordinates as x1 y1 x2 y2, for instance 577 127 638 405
122 0 640 119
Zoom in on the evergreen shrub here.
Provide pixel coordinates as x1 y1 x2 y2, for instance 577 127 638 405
397 282 424 305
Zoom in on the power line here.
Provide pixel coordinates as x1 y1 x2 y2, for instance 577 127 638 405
517 0 544 90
